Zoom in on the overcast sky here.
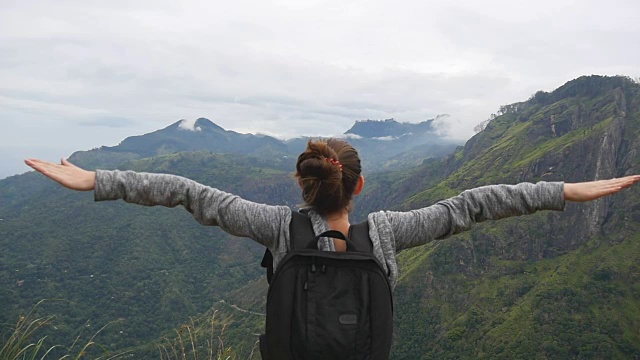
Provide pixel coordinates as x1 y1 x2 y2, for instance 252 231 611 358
2 0 639 179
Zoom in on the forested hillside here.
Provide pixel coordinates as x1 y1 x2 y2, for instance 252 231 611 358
0 152 297 353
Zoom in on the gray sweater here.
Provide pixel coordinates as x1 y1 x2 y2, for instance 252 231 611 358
95 170 565 288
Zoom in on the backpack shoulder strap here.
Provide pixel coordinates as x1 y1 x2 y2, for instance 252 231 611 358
261 210 315 284
289 210 315 250
260 248 274 284
348 220 372 253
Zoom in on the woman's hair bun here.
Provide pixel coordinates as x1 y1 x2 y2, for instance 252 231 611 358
296 141 341 180
298 156 340 181
295 138 361 215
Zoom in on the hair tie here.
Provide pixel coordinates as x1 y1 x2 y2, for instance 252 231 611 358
328 158 343 171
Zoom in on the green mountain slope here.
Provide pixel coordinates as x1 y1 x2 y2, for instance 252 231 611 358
389 75 640 359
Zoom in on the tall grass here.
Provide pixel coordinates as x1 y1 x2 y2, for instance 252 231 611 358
0 300 58 360
2 302 254 359
157 310 258 360
0 300 130 360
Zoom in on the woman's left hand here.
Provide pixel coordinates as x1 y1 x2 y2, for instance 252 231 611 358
24 158 96 191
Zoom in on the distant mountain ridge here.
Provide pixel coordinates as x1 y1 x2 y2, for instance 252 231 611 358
70 117 460 171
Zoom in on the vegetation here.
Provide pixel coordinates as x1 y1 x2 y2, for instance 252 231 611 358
0 300 130 359
0 302 259 359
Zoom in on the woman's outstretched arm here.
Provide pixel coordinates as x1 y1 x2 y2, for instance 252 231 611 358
383 176 640 251
24 158 291 248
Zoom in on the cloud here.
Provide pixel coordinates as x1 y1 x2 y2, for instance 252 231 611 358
372 136 398 141
178 119 202 132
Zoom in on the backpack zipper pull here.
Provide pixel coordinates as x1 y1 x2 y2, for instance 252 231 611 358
311 258 316 273
303 281 308 291
321 264 326 273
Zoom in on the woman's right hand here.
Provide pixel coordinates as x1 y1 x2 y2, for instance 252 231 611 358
563 175 640 202
24 158 96 191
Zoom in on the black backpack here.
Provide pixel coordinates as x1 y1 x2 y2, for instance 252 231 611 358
259 210 394 360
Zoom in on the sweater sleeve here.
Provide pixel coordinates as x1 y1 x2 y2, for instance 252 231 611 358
385 181 565 251
94 169 291 248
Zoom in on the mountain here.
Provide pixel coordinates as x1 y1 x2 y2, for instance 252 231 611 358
68 118 289 170
377 75 640 359
2 75 640 359
345 117 458 170
345 118 436 138
281 117 458 172
108 118 287 157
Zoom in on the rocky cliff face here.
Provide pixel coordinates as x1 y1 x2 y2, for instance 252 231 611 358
403 76 640 263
